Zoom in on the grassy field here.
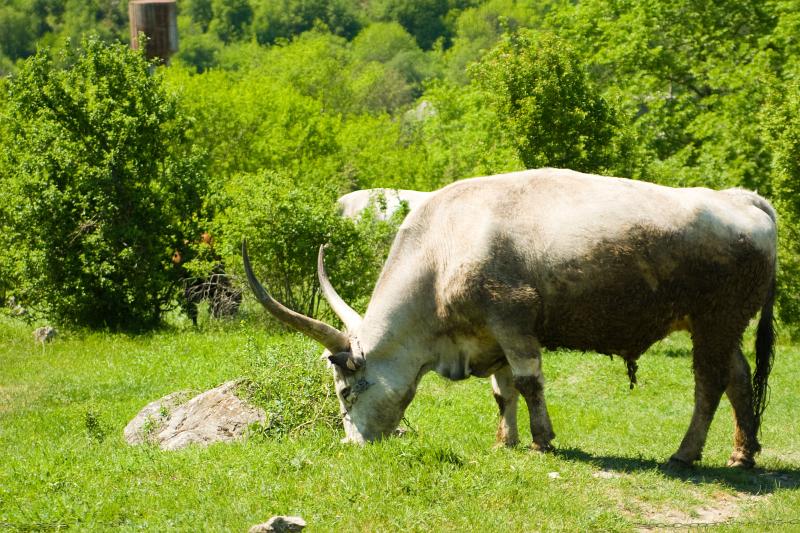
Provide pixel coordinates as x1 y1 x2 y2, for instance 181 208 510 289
1 312 799 532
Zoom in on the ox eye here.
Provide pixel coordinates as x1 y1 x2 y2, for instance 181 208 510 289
340 386 351 399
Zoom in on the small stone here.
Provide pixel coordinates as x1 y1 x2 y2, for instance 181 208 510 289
33 326 57 344
249 516 306 533
548 471 561 479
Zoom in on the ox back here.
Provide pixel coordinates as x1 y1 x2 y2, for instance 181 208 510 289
383 169 775 361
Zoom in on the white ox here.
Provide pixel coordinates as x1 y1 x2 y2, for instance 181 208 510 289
243 168 777 468
336 188 431 221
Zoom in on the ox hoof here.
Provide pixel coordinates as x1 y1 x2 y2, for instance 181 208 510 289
529 441 554 453
494 439 519 449
727 455 755 469
664 455 694 471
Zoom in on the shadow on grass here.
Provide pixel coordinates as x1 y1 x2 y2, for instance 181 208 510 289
658 345 692 358
553 447 800 494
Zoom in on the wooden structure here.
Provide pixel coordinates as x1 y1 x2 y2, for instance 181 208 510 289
129 0 178 64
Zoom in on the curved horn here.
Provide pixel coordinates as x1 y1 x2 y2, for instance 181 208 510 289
318 245 363 332
242 239 350 354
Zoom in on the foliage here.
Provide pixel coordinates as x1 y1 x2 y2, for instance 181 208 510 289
351 21 438 103
0 37 207 329
172 32 222 73
552 0 779 189
213 170 397 320
443 0 549 84
184 0 214 32
241 333 339 436
470 30 630 174
209 0 253 43
252 0 363 45
3 0 800 328
413 80 523 184
0 5 36 60
370 0 454 50
164 60 343 181
761 81 800 327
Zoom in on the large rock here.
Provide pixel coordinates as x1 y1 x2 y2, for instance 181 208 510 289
123 390 194 445
124 380 266 450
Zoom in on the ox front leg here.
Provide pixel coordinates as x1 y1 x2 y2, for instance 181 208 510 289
491 366 519 447
497 335 555 452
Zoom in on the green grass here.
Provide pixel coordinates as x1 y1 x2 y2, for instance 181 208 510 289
1 315 799 532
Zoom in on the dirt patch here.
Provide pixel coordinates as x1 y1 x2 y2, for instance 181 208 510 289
634 491 764 531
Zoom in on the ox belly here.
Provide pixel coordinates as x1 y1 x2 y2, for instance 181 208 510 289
429 331 506 380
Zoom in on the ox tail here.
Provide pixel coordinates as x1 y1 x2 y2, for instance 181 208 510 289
752 266 776 433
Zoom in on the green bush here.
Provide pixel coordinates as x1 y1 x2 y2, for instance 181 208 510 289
0 37 208 329
240 333 340 437
214 170 399 321
470 29 632 175
761 81 800 327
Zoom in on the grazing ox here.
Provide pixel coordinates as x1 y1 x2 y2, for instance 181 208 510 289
243 168 777 468
337 188 431 221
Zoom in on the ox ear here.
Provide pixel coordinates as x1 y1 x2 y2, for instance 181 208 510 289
328 351 363 372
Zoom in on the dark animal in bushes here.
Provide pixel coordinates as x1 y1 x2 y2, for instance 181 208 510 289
244 168 777 468
174 233 242 326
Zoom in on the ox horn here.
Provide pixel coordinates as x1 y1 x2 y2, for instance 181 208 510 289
317 245 363 333
242 239 350 354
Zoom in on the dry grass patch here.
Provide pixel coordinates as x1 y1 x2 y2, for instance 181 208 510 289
632 489 764 531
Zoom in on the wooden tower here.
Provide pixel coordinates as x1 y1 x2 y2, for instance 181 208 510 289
129 0 178 64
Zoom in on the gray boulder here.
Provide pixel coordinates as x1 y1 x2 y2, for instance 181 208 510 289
123 390 193 445
124 380 266 450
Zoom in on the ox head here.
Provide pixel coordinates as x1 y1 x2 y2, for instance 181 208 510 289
242 240 412 443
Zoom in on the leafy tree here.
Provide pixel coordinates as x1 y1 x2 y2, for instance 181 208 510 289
0 37 208 329
248 30 358 114
550 0 778 188
444 0 546 84
349 62 414 113
164 63 343 183
414 81 523 185
185 0 214 32
252 0 363 44
761 82 800 327
470 30 631 174
371 0 452 50
51 0 128 44
353 22 418 63
172 32 222 73
209 0 252 43
0 6 36 60
351 22 439 97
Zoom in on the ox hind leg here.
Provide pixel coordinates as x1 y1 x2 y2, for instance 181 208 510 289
725 347 760 468
490 325 555 451
670 321 744 467
491 366 520 447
